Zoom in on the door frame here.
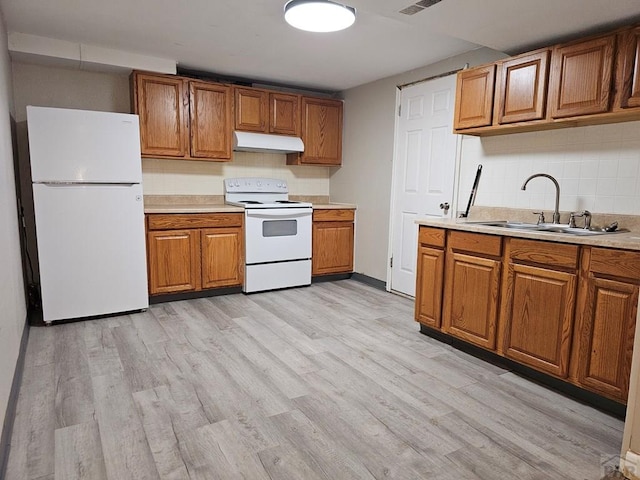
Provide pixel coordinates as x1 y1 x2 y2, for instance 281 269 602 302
386 77 464 294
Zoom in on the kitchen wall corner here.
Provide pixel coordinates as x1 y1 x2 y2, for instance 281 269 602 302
333 47 508 282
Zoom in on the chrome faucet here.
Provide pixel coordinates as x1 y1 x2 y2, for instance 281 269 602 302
521 173 561 224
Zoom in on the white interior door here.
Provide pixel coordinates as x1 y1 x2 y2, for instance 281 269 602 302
389 75 458 296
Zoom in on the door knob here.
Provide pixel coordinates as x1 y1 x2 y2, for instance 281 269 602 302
439 202 450 213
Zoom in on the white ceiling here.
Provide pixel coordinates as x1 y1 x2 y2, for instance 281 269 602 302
2 0 640 91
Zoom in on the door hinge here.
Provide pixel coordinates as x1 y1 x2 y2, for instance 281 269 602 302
390 257 393 268
398 105 401 117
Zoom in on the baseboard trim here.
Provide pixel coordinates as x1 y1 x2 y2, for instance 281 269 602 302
419 324 627 418
312 273 352 283
0 318 29 479
149 286 243 304
350 273 387 291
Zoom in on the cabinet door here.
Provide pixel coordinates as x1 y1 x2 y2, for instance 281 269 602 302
189 81 232 159
443 252 501 350
235 87 268 132
134 73 188 157
548 35 615 118
415 245 444 328
616 26 640 109
289 97 343 166
270 92 300 135
147 230 199 294
503 263 576 377
496 50 550 124
312 221 354 275
453 64 496 129
201 227 244 289
576 276 638 401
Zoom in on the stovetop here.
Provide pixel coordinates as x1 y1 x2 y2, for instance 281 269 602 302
224 177 312 209
226 199 312 209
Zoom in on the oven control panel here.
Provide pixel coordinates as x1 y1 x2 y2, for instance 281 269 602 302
224 177 288 193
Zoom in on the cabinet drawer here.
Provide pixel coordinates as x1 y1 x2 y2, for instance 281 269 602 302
590 247 640 280
418 227 445 248
313 209 355 222
510 239 578 270
148 213 243 230
448 231 501 257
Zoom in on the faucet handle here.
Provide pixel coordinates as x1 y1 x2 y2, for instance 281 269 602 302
569 211 582 228
569 210 591 229
583 210 591 229
533 211 545 224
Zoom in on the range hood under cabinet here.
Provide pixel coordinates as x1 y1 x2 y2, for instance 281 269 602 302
233 131 304 154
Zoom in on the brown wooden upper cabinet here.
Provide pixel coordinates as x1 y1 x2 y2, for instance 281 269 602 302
234 87 301 136
453 21 640 135
133 73 188 158
615 25 640 110
453 64 496 129
495 49 550 124
287 97 343 166
548 34 616 119
234 87 268 132
132 71 232 161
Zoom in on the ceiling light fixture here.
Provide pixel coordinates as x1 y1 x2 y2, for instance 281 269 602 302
284 0 356 33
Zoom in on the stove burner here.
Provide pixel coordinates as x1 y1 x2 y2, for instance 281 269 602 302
275 200 299 204
240 200 263 204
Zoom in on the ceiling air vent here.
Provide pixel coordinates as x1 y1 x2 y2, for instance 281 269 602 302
416 0 443 7
399 0 443 15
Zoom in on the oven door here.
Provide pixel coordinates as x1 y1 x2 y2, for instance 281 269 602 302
245 207 312 264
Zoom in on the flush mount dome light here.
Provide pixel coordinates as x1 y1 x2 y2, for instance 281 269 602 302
284 0 356 33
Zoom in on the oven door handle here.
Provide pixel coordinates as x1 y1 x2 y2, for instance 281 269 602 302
246 211 311 219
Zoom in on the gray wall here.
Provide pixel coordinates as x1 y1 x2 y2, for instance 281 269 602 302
0 16 26 439
330 47 507 282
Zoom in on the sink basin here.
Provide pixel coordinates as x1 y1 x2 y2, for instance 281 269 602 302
466 221 629 236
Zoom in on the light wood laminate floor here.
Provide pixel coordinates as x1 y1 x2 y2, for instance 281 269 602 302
5 280 624 479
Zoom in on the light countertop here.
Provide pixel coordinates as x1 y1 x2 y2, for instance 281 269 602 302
143 195 356 214
416 216 640 252
312 203 357 209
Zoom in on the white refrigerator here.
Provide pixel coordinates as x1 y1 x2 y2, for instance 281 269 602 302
27 106 148 323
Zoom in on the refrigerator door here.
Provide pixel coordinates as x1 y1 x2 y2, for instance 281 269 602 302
32 183 148 322
27 106 142 183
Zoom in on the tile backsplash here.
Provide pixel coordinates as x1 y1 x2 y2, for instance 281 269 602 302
142 151 330 196
459 121 640 216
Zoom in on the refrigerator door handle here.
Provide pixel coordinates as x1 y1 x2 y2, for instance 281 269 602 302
36 182 139 186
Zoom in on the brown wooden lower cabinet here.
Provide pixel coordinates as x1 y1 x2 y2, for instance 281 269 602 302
312 208 354 276
573 247 640 402
442 231 502 350
147 229 200 294
414 227 445 328
146 213 244 295
500 239 579 378
201 227 244 289
414 226 640 404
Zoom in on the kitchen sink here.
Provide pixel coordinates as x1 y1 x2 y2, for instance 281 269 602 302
466 221 629 236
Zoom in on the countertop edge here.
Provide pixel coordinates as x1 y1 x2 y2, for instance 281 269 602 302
416 218 640 252
145 203 357 213
313 203 357 209
145 205 245 214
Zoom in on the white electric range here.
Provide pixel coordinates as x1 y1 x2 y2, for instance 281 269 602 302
225 177 312 293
